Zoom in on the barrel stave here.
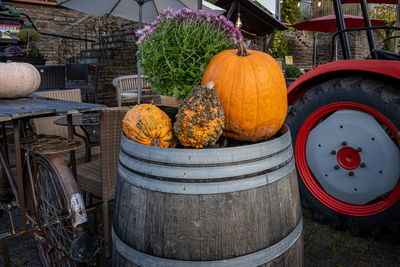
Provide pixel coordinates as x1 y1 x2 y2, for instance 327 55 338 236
113 167 301 261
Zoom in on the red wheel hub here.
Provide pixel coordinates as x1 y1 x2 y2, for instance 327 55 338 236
295 102 400 217
337 146 361 170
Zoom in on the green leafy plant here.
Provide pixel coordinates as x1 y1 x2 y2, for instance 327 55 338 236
370 4 397 51
136 8 242 99
269 27 309 60
18 28 41 56
281 0 301 24
17 28 41 44
269 31 289 59
285 66 302 78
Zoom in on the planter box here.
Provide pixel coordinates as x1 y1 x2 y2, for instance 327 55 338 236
0 56 47 65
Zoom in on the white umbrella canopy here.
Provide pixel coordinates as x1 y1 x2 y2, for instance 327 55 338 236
57 0 226 23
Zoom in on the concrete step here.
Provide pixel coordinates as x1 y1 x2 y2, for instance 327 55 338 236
101 32 136 43
80 49 112 59
92 41 123 50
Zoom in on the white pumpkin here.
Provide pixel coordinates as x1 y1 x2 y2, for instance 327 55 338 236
0 62 41 98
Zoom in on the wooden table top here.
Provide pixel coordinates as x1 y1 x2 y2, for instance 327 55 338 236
0 94 105 122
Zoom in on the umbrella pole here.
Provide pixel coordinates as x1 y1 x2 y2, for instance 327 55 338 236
313 33 318 66
137 0 144 105
335 39 339 61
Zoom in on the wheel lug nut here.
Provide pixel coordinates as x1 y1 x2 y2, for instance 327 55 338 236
349 171 354 176
360 163 366 168
331 150 336 155
334 165 340 170
342 141 347 146
357 148 362 152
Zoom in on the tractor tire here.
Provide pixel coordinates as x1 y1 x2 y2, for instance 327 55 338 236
286 76 400 235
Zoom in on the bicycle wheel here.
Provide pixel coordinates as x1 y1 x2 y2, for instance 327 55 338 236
32 154 76 267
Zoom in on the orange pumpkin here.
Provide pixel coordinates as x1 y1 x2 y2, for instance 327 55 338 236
123 104 173 147
201 42 287 142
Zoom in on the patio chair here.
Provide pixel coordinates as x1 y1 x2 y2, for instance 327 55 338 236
112 74 153 107
76 107 125 257
65 63 99 103
32 89 100 165
34 64 66 90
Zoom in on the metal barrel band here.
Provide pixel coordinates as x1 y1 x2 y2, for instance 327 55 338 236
112 217 303 267
118 145 293 180
118 156 293 183
119 125 291 165
117 158 295 194
119 142 292 168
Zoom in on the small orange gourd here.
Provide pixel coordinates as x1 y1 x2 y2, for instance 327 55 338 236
201 42 287 142
123 104 173 147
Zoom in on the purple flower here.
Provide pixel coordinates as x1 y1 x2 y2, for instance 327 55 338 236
4 45 25 57
135 8 243 45
135 28 144 37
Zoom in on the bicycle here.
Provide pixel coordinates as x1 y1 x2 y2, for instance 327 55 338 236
0 103 103 266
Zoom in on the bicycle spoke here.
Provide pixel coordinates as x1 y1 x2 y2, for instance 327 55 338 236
32 157 75 267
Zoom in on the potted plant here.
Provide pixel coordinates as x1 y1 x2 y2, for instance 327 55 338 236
136 8 242 99
2 28 46 65
269 31 288 69
284 65 302 87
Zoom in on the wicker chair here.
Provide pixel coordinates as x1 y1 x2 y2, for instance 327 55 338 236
65 63 99 103
33 89 100 164
112 74 153 107
77 107 125 257
34 64 66 90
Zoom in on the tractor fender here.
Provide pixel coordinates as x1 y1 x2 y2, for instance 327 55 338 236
287 60 400 105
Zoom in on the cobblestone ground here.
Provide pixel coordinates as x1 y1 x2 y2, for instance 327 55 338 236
0 206 399 266
302 208 400 267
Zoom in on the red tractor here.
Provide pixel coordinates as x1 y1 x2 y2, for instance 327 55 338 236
286 0 400 235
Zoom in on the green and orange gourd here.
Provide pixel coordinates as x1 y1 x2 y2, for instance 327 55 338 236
173 81 224 148
123 104 173 147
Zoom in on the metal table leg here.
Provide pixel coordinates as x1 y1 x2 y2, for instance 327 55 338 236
67 115 77 179
12 120 26 231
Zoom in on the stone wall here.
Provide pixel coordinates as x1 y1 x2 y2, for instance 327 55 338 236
285 30 314 70
283 29 384 72
9 1 100 63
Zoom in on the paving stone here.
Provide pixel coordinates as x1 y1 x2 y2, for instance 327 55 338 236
362 241 400 267
306 241 336 262
304 257 336 267
306 222 345 249
331 247 363 267
343 233 371 253
358 260 378 267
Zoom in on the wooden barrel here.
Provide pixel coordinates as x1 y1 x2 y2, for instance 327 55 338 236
112 124 303 267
